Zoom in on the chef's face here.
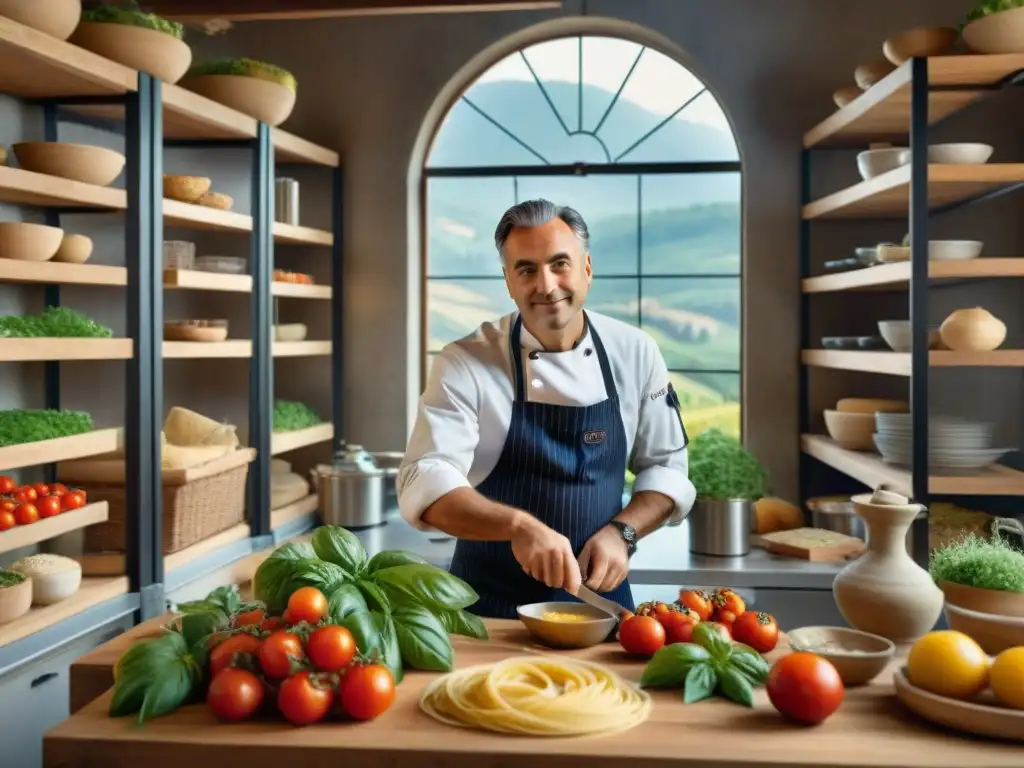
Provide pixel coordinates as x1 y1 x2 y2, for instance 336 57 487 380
501 217 592 335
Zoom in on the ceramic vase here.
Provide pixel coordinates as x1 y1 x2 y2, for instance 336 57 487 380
832 491 943 643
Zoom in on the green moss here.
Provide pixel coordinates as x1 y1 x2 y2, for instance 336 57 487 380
929 533 1024 594
189 58 297 93
82 5 185 39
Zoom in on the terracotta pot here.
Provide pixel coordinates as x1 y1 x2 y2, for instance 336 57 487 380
69 21 192 84
832 490 943 643
938 580 1024 618
0 0 81 40
963 6 1024 54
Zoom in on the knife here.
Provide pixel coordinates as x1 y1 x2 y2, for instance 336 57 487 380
576 585 629 619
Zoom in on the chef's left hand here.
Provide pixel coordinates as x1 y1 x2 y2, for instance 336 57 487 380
577 525 629 594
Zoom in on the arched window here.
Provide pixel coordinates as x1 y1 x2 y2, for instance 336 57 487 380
422 35 742 438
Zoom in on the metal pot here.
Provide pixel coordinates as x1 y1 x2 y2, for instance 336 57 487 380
807 495 923 555
370 451 403 518
310 443 385 529
688 499 753 557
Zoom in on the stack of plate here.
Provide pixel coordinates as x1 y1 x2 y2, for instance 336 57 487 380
873 413 1013 472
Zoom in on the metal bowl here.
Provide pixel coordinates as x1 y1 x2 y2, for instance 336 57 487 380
517 602 616 649
807 495 865 539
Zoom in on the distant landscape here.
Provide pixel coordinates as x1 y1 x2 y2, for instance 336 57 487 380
425 78 742 438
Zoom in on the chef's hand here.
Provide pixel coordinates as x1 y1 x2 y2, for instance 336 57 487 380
578 525 629 594
511 515 582 595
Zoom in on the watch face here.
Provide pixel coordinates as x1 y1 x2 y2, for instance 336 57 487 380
614 522 636 543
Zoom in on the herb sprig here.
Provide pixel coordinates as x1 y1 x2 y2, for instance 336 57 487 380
687 428 771 501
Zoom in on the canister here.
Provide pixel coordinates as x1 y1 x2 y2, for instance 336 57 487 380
275 178 299 225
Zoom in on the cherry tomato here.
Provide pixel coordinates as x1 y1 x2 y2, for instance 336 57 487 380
48 482 68 497
0 510 14 531
678 589 713 621
282 608 296 625
660 609 699 645
14 486 36 503
712 588 746 619
766 652 845 725
278 671 334 725
0 475 14 494
61 491 87 511
307 625 357 673
261 615 287 632
234 608 265 628
732 611 779 653
260 630 306 679
716 609 739 631
339 663 396 721
0 499 16 513
14 503 38 525
31 483 49 497
207 668 264 722
286 587 328 625
618 615 666 657
37 495 62 519
209 633 263 679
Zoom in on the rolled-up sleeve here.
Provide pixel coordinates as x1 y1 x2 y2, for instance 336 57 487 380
629 340 697 525
397 347 480 530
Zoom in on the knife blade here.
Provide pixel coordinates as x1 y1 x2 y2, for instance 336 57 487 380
576 585 629 619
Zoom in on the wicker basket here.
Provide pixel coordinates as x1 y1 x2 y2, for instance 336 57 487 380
64 449 255 555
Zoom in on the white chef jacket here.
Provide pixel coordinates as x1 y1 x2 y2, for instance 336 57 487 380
397 310 697 532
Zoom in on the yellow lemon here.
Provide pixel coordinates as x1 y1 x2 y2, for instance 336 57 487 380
990 647 1024 710
907 630 990 699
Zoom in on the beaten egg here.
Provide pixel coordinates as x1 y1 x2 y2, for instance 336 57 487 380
542 611 590 623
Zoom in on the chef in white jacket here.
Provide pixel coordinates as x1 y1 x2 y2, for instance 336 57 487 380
397 199 696 618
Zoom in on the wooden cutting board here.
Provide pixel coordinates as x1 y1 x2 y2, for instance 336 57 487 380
753 527 866 562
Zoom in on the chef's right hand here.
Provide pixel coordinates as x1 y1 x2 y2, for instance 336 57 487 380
510 514 582 595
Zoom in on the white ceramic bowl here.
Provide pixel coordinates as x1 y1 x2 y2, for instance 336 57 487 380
517 601 617 649
856 148 909 180
878 321 941 352
928 143 994 164
928 240 983 260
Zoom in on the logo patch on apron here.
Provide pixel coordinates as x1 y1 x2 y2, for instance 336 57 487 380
583 429 606 445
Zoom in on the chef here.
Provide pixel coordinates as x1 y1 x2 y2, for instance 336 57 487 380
397 199 696 619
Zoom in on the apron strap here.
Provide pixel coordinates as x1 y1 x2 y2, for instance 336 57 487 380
509 312 618 402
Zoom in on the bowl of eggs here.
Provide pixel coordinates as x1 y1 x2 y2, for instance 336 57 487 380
517 601 617 649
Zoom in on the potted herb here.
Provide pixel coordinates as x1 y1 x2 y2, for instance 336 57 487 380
0 568 31 626
929 520 1024 617
182 58 298 126
961 1 1024 54
70 2 192 83
685 428 771 557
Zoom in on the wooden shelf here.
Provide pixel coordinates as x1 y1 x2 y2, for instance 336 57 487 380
0 338 133 361
803 258 1024 293
804 55 1024 148
0 259 127 287
163 269 252 293
272 282 332 299
163 341 253 358
802 434 1024 497
163 199 253 234
273 341 332 357
0 428 123 472
271 129 340 167
271 494 319 531
0 166 125 209
0 576 129 648
0 502 108 556
273 222 334 247
803 349 1024 375
271 423 334 456
803 164 1024 220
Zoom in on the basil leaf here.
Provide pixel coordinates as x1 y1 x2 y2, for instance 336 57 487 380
730 648 770 686
641 643 711 688
252 541 318 615
312 525 367 576
691 622 733 662
682 661 717 704
439 609 489 640
393 605 454 672
327 583 369 621
373 563 478 612
366 549 429 572
357 579 391 614
341 609 402 683
379 613 404 685
178 608 229 650
138 663 196 723
110 632 200 722
204 585 242 616
718 666 755 707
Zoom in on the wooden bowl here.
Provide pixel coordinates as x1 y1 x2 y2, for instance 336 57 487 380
0 578 33 626
69 21 193 84
53 233 93 264
13 142 126 186
855 59 897 90
823 409 875 451
164 320 229 342
197 191 233 211
939 581 1024 618
788 626 895 686
944 603 1024 654
517 602 616 649
180 74 296 126
963 6 1024 54
883 26 958 65
164 175 211 203
0 221 64 261
833 85 862 108
0 0 81 40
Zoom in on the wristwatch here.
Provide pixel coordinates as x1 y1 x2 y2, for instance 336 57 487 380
608 521 637 557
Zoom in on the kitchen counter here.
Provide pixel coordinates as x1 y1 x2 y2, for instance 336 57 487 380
47 620 1020 768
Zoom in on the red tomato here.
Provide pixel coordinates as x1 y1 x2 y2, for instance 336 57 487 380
339 663 396 721
0 510 14 531
732 611 779 653
0 499 15 512
48 482 68 497
766 652 845 725
37 495 62 519
712 588 745 619
261 615 287 632
31 483 49 497
14 487 36 503
233 608 265 628
278 671 334 725
282 607 296 625
260 630 306 679
209 633 263 679
307 625 357 672
286 587 328 625
678 589 713 621
660 610 699 645
716 609 739 631
61 491 87 511
207 668 264 722
618 615 666 657
14 503 38 525
0 475 14 494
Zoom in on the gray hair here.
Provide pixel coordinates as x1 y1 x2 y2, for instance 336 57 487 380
493 199 590 258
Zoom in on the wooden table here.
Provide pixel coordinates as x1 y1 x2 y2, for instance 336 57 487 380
46 620 1022 768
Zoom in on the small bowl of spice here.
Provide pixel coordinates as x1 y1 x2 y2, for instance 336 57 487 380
787 626 895 686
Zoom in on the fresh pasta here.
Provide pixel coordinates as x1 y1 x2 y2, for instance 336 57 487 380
418 655 652 737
